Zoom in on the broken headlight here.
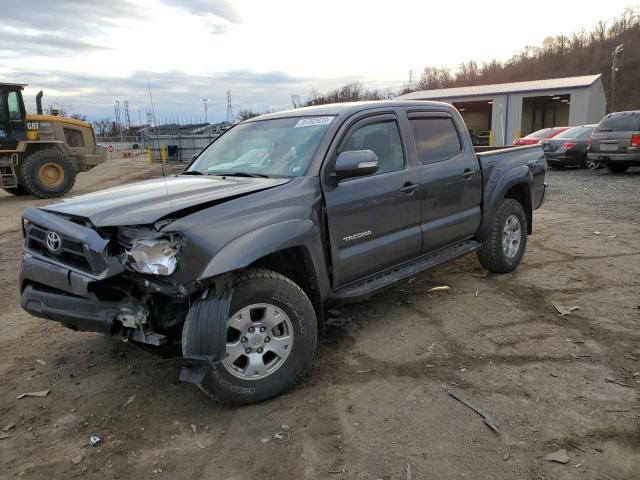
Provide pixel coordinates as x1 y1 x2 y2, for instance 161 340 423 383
123 231 181 276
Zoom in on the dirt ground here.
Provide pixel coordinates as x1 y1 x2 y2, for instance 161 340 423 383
0 161 638 480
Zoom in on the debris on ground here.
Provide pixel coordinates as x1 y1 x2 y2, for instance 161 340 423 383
0 433 13 440
406 462 412 480
553 304 580 316
260 437 271 444
503 452 510 461
545 449 570 464
119 395 136 411
353 369 373 374
428 286 450 293
190 424 197 434
71 454 83 465
89 435 101 447
605 377 631 388
16 390 50 399
2 423 15 432
35 359 46 366
273 431 291 444
570 354 591 359
447 389 499 433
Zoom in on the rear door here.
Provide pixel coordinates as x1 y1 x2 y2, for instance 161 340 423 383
404 110 482 253
592 112 640 154
323 112 421 287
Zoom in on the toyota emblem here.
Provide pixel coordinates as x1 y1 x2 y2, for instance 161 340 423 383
45 231 62 253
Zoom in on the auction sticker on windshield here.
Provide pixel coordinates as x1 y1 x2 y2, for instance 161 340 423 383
295 117 334 128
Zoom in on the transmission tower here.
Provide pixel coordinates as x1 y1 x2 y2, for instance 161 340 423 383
226 90 234 124
124 100 131 130
113 100 121 128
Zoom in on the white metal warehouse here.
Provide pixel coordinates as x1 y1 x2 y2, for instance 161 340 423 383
396 74 606 146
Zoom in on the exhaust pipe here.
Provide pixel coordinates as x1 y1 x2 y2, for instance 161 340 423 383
36 91 43 115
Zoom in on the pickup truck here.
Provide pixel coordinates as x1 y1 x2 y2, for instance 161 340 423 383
20 100 546 405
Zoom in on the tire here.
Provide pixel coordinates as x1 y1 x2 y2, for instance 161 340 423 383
195 269 317 406
19 149 76 198
477 199 527 274
584 157 600 170
2 185 30 196
607 164 628 173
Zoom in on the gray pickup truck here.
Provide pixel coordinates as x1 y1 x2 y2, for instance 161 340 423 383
20 100 546 405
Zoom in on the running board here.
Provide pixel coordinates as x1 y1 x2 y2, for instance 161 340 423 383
332 240 481 301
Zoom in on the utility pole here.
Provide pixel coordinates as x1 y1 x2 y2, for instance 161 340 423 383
408 69 414 89
226 90 234 124
610 44 624 112
200 97 209 124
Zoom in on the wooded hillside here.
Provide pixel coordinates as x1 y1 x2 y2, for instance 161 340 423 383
301 7 639 111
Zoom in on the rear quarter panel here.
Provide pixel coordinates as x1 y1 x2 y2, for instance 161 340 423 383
476 145 545 239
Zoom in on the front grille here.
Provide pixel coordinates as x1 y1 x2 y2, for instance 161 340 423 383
26 224 93 273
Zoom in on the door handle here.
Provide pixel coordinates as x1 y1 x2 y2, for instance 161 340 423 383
462 168 476 179
399 182 418 194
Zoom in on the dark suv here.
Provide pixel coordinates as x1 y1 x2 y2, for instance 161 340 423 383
588 111 640 173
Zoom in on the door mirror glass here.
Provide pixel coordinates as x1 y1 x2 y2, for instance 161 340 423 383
334 150 379 180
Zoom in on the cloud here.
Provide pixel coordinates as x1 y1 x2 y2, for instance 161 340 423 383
159 0 241 23
0 29 109 57
1 0 142 34
0 68 337 122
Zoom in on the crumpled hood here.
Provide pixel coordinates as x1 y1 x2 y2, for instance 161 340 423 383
41 175 291 226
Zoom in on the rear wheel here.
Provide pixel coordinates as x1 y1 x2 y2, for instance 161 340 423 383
19 149 76 198
607 164 629 173
195 269 317 406
477 199 527 274
584 157 600 170
2 185 30 196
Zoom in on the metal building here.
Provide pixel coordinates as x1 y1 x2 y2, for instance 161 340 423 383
397 74 606 146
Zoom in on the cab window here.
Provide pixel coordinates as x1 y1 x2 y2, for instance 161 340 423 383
339 120 404 174
7 91 22 120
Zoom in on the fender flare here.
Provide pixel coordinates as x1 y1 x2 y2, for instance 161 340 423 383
476 166 533 240
198 219 325 281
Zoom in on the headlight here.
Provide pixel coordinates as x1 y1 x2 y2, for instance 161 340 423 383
126 235 181 276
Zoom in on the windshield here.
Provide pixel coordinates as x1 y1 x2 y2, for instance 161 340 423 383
554 126 595 140
188 116 334 177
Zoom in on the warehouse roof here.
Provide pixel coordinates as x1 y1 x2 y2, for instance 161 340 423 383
396 74 602 100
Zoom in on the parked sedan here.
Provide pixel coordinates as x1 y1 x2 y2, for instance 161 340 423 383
542 124 598 169
513 126 569 145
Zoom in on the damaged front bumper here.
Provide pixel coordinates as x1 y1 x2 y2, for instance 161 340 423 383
19 207 232 385
20 254 163 344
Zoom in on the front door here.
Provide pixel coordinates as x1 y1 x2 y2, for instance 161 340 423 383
323 114 421 287
406 111 482 253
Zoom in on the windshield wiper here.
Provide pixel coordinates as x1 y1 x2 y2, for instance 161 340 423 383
180 170 204 175
211 171 269 178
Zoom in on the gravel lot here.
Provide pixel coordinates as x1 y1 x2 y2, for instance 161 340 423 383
0 162 638 479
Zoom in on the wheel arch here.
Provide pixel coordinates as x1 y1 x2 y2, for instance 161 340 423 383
197 219 330 326
503 182 532 235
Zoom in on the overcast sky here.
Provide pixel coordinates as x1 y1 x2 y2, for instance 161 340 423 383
0 0 634 122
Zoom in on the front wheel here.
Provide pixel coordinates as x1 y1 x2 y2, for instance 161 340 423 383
477 199 527 273
195 269 317 406
19 149 77 198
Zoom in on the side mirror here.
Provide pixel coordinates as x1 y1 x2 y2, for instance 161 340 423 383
334 150 379 181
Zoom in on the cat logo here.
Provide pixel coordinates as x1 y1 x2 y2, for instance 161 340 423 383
26 122 40 131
